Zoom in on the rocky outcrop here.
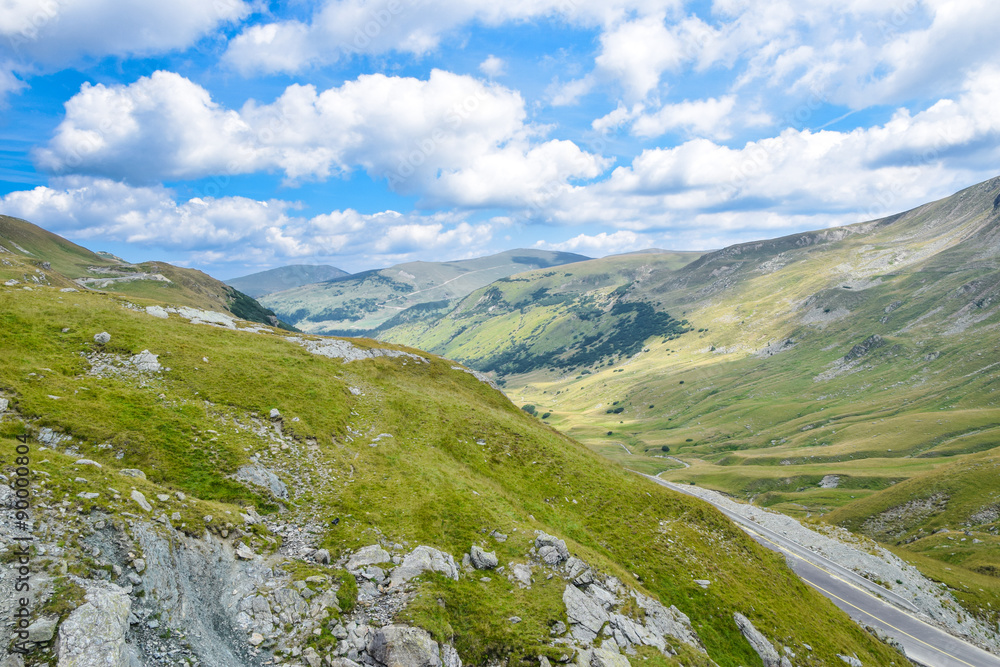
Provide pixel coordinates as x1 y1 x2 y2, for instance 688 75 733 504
388 546 459 587
535 531 569 565
469 546 498 570
232 463 289 500
57 580 132 667
347 545 392 571
734 612 791 667
368 625 444 667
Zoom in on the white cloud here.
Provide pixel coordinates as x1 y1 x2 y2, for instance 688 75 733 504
533 65 1000 233
35 69 608 207
222 0 683 75
0 0 250 66
630 96 738 139
479 55 506 77
534 230 652 256
0 176 497 271
0 62 26 101
593 14 685 102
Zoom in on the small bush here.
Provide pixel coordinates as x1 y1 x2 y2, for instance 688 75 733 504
521 404 537 415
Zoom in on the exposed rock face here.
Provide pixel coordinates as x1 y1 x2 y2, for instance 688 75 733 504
563 584 609 643
368 625 442 667
288 337 429 364
508 562 532 588
130 490 152 512
844 334 885 362
590 646 631 667
734 612 787 667
469 546 498 570
57 580 131 667
535 531 570 565
389 546 459 587
819 475 840 489
348 545 392 571
233 463 289 500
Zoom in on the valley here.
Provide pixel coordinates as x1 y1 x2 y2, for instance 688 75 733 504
0 217 911 666
365 176 1000 642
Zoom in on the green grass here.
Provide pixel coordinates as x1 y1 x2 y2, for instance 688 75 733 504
0 280 904 666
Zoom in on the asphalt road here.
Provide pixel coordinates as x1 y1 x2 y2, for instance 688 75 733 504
640 473 1000 667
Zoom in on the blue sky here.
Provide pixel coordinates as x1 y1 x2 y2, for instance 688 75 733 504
1 0 999 278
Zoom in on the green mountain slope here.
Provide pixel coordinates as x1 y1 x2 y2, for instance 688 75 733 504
378 176 1000 627
0 258 901 666
377 251 704 374
260 249 590 335
0 214 292 329
225 264 350 298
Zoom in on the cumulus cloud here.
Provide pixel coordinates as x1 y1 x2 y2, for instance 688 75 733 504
479 55 506 78
535 65 1000 234
36 70 608 208
222 0 682 75
534 230 652 256
0 176 497 271
602 66 1000 215
0 0 250 66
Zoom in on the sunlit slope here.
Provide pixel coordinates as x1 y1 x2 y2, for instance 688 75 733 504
0 281 900 666
378 251 704 374
260 249 589 335
401 176 1000 623
0 214 290 327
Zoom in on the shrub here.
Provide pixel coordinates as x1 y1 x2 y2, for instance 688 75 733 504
521 404 537 415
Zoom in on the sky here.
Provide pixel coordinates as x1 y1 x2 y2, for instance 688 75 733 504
1 1 999 279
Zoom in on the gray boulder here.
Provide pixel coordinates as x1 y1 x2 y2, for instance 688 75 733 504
233 463 288 500
93 332 111 344
535 531 569 565
130 490 152 512
734 612 782 667
368 625 442 667
590 647 630 667
347 545 391 571
119 469 146 479
508 562 533 588
26 616 58 643
0 397 8 412
57 581 131 667
389 546 458 588
469 546 498 570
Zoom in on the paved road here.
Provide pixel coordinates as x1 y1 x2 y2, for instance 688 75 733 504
640 473 1000 667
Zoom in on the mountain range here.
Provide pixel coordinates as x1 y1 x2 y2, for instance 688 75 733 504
2 176 1000 666
258 249 592 335
0 214 907 667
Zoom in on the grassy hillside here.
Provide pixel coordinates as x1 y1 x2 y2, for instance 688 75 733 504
0 214 291 329
380 176 1000 630
261 249 590 335
225 264 350 298
378 251 704 374
0 274 901 665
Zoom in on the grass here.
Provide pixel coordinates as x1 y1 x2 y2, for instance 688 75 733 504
0 277 904 666
362 176 1000 646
